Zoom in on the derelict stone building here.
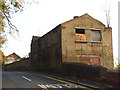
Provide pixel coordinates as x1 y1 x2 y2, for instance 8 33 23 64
30 13 113 71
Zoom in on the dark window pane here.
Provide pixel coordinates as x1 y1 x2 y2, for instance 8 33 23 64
75 29 85 34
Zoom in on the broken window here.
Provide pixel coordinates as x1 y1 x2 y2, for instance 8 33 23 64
91 30 101 41
75 28 86 41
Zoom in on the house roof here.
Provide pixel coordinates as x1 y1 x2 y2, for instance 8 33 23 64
6 53 21 59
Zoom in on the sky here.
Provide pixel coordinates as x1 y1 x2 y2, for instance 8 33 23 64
1 0 119 66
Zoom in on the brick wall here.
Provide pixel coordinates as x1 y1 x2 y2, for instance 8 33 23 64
100 69 120 87
62 62 120 88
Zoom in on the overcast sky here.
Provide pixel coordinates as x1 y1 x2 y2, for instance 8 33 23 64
2 0 119 66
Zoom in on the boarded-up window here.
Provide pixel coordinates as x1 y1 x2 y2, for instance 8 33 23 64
91 30 101 41
75 28 86 41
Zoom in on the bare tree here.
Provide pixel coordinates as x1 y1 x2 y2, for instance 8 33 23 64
105 8 111 28
104 1 111 28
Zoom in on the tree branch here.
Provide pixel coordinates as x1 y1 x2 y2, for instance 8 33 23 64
3 10 19 33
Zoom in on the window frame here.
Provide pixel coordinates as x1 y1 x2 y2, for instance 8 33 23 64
91 30 102 42
75 28 86 42
74 27 102 43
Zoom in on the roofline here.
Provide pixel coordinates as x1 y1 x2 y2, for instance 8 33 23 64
31 36 40 43
61 13 105 27
31 13 106 43
40 24 61 38
6 53 21 59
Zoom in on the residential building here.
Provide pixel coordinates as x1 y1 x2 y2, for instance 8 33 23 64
5 53 21 64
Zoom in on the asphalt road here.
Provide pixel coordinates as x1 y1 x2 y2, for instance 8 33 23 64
2 71 89 89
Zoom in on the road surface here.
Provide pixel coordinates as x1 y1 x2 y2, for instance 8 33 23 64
2 71 90 89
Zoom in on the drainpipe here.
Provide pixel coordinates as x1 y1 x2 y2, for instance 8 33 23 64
81 48 83 57
101 31 104 66
102 43 104 66
66 47 67 59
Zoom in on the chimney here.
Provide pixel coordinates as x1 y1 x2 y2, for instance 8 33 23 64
74 16 79 19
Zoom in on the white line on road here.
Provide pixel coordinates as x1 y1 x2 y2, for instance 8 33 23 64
37 84 58 88
37 84 47 88
37 84 77 88
22 76 32 82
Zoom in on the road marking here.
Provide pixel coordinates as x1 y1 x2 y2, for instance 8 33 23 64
22 76 32 82
52 84 63 88
37 84 76 88
47 84 58 88
59 84 74 88
37 84 58 88
37 84 47 88
39 74 86 88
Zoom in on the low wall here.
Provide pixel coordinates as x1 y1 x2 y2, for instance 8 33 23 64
62 62 120 88
100 69 120 87
4 58 32 71
4 61 120 87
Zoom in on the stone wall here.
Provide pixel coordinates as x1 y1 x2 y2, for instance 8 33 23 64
4 58 32 71
61 14 113 69
30 25 62 72
30 13 114 71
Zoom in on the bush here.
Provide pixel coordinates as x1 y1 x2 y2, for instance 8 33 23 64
116 63 120 69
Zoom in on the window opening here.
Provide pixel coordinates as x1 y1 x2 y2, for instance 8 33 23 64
75 28 86 41
91 30 101 41
75 28 85 34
